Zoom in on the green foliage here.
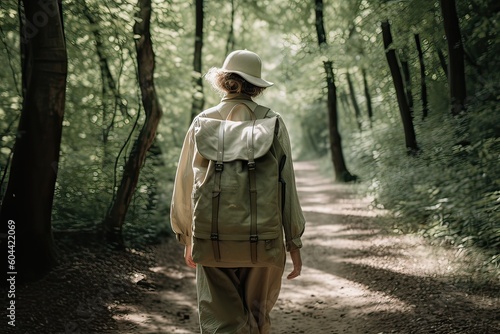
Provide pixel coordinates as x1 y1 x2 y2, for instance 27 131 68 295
366 104 500 263
0 2 22 169
335 0 500 265
0 0 498 265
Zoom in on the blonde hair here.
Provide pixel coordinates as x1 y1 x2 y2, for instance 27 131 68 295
205 67 266 97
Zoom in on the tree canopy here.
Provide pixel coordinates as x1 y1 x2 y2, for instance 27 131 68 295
1 0 499 274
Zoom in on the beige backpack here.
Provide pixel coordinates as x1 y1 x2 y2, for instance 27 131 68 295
191 102 288 268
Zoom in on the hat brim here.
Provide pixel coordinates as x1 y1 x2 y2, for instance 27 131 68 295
222 69 274 88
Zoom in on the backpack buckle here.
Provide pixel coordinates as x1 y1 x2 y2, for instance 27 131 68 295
210 233 219 241
215 162 224 172
247 162 256 170
249 235 258 243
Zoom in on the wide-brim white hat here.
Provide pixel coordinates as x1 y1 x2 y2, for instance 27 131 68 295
221 50 274 88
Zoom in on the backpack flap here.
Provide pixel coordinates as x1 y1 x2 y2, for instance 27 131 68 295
194 117 278 162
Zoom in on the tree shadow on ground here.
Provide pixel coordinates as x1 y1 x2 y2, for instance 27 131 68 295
116 161 500 334
273 161 500 334
10 231 198 334
14 160 499 334
274 209 500 333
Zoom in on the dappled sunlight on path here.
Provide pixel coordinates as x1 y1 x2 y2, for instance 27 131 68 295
113 160 500 333
273 161 500 333
113 243 200 333
275 161 412 333
295 164 380 218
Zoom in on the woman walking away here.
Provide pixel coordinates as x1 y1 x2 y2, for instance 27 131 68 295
170 50 306 333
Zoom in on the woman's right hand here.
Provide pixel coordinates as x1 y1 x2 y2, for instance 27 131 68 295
287 249 302 279
184 244 196 268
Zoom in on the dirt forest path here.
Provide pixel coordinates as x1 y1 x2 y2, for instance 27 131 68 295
114 161 499 334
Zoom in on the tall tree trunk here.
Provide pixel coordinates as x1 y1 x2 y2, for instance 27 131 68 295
0 0 67 281
190 0 204 121
400 55 414 114
437 47 448 78
339 91 351 117
440 0 467 115
381 20 419 154
103 0 163 248
225 0 235 55
315 0 356 182
362 68 373 127
414 34 429 119
346 71 362 131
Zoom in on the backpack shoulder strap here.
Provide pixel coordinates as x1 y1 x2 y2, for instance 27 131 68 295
254 105 271 119
254 105 281 137
255 105 281 120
